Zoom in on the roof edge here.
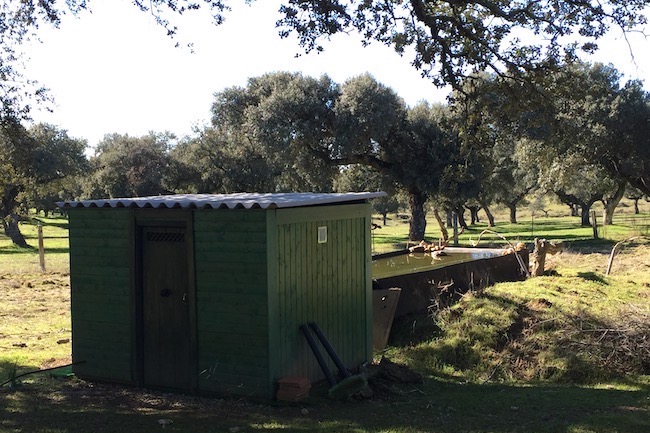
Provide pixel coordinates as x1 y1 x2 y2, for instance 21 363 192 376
56 192 387 210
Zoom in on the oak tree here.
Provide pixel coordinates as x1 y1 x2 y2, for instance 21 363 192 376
3 1 647 119
85 132 174 199
0 121 87 246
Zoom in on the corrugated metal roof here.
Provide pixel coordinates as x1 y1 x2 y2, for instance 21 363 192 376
57 192 387 210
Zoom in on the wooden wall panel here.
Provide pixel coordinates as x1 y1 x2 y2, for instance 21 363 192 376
193 210 272 398
270 204 371 386
68 208 134 382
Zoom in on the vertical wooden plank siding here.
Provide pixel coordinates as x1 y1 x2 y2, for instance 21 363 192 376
265 211 280 396
271 204 371 385
68 208 134 382
363 208 373 362
193 210 271 398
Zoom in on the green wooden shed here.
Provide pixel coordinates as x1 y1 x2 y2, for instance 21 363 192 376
58 192 383 399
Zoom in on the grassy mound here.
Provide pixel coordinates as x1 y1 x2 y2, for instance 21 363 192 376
387 243 650 384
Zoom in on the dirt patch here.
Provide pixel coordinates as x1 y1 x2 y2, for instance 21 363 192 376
527 298 553 311
40 357 73 370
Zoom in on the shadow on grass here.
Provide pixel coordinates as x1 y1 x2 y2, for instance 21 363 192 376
0 247 69 255
373 234 411 245
27 218 70 230
0 377 648 433
398 287 649 385
0 360 20 387
562 238 617 252
20 235 68 240
0 246 37 254
577 271 610 284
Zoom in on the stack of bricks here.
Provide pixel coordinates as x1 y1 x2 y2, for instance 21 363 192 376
276 376 311 402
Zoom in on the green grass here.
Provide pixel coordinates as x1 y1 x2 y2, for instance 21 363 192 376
1 209 650 432
0 271 71 374
0 216 72 383
0 216 70 273
371 200 650 254
387 245 650 384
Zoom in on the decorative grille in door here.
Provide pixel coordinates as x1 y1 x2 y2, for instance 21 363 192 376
145 232 185 243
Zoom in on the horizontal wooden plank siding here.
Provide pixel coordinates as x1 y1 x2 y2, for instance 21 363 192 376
68 208 134 383
193 209 272 398
270 204 372 385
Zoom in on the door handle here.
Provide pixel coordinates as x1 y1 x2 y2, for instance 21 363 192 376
160 288 171 297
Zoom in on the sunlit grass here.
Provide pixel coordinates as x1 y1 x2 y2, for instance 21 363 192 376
0 216 70 274
371 200 650 254
0 271 71 375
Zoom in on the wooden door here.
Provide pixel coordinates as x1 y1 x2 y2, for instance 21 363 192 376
141 226 193 390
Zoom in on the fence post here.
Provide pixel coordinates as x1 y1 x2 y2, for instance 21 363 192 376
38 223 46 272
531 213 535 238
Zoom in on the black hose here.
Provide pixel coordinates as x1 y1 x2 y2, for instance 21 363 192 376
308 322 351 378
1 361 86 387
299 324 336 386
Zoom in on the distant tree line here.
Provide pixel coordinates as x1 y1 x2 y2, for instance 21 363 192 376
1 61 649 246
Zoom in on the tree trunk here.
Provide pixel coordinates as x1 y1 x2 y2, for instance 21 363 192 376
570 204 579 217
454 206 468 229
382 213 388 226
580 205 591 226
467 205 481 225
408 189 428 241
446 210 453 227
2 215 29 248
484 206 495 227
508 203 517 223
1 185 29 247
531 238 563 276
602 181 626 225
431 206 449 243
633 199 640 215
530 238 547 277
479 200 496 227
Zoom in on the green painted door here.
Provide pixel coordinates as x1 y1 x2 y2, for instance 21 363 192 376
141 226 193 390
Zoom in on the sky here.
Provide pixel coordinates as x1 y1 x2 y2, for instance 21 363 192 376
24 0 650 150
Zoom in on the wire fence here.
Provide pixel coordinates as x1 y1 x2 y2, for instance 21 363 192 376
597 213 650 240
615 214 650 235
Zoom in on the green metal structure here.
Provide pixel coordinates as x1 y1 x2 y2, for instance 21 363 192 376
60 193 381 399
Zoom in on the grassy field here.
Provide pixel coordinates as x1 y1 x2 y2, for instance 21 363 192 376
370 199 650 254
1 204 649 432
0 217 71 378
0 216 70 273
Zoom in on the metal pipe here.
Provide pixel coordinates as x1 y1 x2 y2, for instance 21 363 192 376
308 322 350 378
299 324 336 386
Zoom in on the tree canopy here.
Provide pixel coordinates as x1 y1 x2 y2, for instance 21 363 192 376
277 0 649 87
538 62 650 196
0 121 87 245
84 133 176 199
209 72 458 240
2 0 648 120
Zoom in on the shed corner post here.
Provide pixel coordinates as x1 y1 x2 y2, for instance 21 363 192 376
364 203 373 362
265 209 281 399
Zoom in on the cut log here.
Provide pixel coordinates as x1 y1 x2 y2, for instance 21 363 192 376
530 238 563 276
